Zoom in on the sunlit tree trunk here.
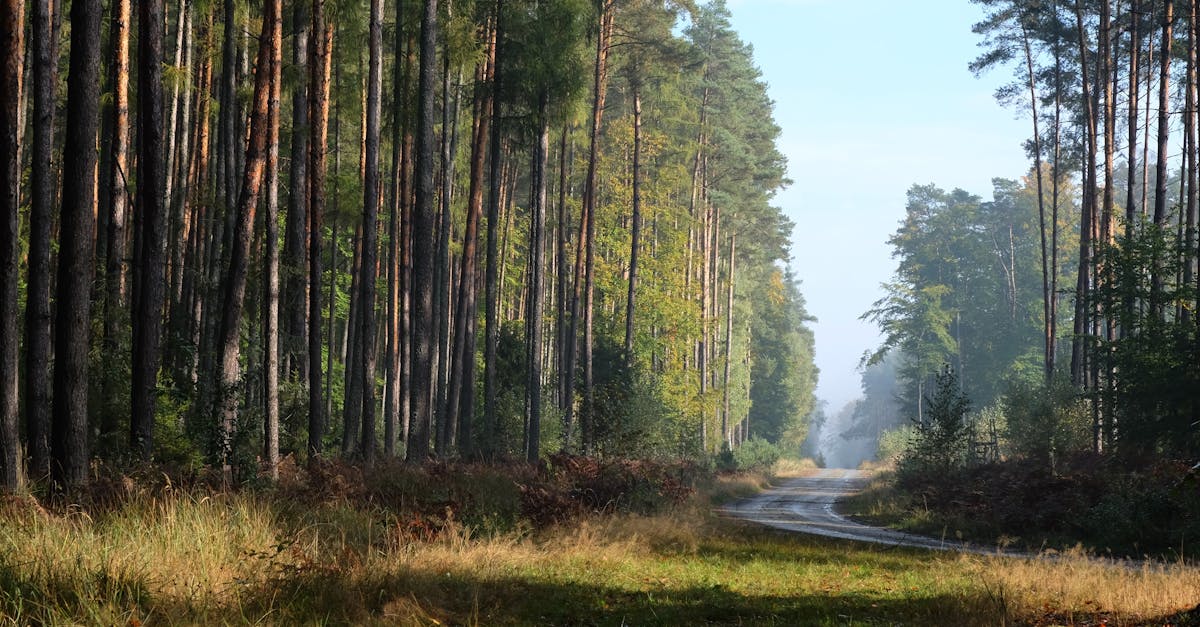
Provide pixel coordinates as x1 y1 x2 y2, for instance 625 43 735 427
263 0 283 479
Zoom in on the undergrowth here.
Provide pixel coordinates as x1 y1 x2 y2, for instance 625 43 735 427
0 457 1197 625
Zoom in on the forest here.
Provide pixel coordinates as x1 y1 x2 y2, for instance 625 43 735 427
0 0 818 490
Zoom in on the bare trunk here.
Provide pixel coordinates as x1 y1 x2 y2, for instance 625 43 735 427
53 0 101 487
307 2 332 459
216 0 279 471
624 86 642 361
526 93 549 463
25 0 55 477
263 0 283 479
722 234 735 450
358 0 383 465
408 0 439 463
0 0 22 490
284 0 310 379
131 0 167 460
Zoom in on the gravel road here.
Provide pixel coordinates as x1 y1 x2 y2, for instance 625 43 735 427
719 468 1012 555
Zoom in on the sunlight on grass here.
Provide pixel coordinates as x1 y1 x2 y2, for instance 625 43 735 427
1 485 1197 625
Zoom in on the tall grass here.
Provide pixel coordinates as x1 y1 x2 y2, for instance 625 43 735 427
0 465 1196 625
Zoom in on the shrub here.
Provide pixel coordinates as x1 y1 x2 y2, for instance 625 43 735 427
1001 375 1090 471
898 367 971 481
732 437 783 471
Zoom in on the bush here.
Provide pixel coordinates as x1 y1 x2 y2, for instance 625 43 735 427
732 437 783 471
1001 375 1090 471
898 367 970 481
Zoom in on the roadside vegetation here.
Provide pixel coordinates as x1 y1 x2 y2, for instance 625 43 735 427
2 459 1198 625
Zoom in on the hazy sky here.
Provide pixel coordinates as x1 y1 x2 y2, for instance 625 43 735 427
724 1 1034 411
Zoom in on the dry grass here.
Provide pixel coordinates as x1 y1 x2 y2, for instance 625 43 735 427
1 472 1197 625
964 548 1200 624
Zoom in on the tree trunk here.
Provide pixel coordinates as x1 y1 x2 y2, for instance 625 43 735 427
722 234 735 450
624 86 642 361
1071 0 1096 394
308 1 332 459
1151 0 1174 319
216 0 278 471
555 124 570 416
284 0 310 380
100 0 131 446
263 0 283 479
1022 24 1051 382
526 93 549 463
358 0 383 465
53 0 102 487
24 0 55 477
446 22 494 457
0 0 21 491
408 0 438 463
1185 0 1199 326
131 0 167 460
483 0 504 458
569 0 614 453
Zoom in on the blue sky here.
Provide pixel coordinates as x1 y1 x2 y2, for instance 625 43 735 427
724 1 1034 411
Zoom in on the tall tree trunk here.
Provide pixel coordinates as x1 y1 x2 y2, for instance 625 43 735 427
1185 0 1199 326
25 0 55 477
721 234 735 450
132 0 167 460
408 0 438 463
100 0 131 446
483 0 504 458
263 0 283 479
569 0 614 453
555 125 570 415
624 85 642 361
1021 24 1051 381
1125 0 1141 339
1151 0 1174 319
284 0 310 379
0 0 21 491
307 0 332 459
446 23 495 457
216 0 279 471
359 0 383 465
1071 0 1096 395
53 0 102 487
526 93 549 463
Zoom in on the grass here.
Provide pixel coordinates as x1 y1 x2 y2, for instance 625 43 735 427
0 462 1197 625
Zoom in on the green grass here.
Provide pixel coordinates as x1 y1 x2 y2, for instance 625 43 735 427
0 466 1197 625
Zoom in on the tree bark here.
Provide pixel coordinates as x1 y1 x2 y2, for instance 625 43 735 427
100 0 131 446
408 0 439 463
722 234 735 450
1151 0 1174 319
0 0 22 491
284 0 310 379
525 94 550 463
308 1 333 459
483 0 505 458
358 0 384 465
624 85 643 361
446 23 494 457
131 0 167 460
263 0 283 479
25 0 55 477
216 0 278 471
53 0 102 487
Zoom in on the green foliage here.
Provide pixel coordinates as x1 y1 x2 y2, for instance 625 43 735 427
730 437 782 471
899 368 971 480
1001 375 1089 470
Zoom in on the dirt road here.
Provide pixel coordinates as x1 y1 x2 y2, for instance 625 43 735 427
720 468 1009 554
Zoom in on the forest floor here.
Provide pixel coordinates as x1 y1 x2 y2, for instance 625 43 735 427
0 459 1198 625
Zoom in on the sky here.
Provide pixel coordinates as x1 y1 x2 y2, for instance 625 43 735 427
724 1 1035 411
